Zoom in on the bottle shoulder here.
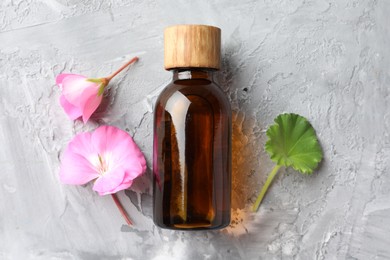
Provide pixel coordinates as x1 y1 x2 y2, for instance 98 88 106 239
155 81 231 111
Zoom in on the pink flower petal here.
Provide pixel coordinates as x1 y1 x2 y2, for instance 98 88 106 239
91 126 147 180
60 137 99 185
107 180 133 195
56 74 80 87
59 95 82 120
61 75 98 107
67 131 96 157
123 168 146 183
59 132 100 185
92 167 126 196
60 152 99 185
82 93 103 123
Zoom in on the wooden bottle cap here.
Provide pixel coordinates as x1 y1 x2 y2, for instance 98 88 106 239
164 25 221 70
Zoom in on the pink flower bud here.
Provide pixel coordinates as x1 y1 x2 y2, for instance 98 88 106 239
56 74 104 123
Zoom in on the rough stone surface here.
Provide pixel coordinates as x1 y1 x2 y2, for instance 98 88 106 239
1 0 389 259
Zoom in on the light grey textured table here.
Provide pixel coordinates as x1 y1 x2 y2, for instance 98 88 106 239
1 0 389 259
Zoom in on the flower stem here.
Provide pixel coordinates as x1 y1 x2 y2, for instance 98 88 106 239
252 165 282 212
106 56 139 82
111 193 133 226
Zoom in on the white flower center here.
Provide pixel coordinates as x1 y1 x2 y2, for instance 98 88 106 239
95 153 112 176
97 155 106 174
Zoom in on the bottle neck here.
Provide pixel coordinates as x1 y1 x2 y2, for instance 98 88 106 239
172 68 216 82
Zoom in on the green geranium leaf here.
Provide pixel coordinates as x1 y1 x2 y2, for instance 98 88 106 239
265 113 322 174
253 113 323 212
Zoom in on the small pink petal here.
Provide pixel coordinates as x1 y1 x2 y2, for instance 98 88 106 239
92 167 126 196
123 167 146 183
60 154 98 185
82 93 103 123
107 180 133 195
59 131 100 185
67 131 96 157
92 125 129 154
60 152 99 185
59 95 82 120
56 73 80 87
61 75 98 107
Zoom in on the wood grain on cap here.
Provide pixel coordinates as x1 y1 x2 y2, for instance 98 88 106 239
164 25 221 70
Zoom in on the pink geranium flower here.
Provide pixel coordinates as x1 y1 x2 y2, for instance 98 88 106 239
60 125 146 196
56 74 104 123
56 57 138 123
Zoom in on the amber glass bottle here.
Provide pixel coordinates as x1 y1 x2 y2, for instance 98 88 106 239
153 25 231 230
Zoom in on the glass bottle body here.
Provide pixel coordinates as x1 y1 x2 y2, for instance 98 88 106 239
153 69 231 230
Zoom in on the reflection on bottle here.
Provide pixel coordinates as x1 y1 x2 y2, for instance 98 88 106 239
165 91 191 221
